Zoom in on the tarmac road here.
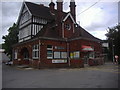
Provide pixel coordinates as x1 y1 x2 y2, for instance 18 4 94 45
2 62 119 88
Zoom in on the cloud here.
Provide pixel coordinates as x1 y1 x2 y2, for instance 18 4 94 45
1 2 22 43
76 2 118 39
1 1 118 44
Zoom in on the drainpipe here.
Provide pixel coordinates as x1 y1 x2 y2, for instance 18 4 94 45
38 39 41 69
67 40 70 67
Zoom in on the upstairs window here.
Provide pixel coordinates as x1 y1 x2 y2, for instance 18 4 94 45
20 11 30 25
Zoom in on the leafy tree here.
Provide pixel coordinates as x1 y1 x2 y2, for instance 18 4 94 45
2 23 18 60
106 23 120 63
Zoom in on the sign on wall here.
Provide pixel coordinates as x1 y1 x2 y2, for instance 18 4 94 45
70 51 80 59
52 60 67 63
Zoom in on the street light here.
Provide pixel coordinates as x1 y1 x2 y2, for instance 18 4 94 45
111 38 115 63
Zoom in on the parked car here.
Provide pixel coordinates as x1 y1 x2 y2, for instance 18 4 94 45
5 61 13 65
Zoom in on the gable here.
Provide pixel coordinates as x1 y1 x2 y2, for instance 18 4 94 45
63 13 76 24
17 2 32 26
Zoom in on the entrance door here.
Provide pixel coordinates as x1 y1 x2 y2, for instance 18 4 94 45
20 47 30 64
84 55 88 64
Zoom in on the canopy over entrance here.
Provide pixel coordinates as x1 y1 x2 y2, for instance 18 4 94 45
81 45 94 52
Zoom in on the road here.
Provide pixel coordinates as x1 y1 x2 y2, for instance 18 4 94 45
2 62 120 88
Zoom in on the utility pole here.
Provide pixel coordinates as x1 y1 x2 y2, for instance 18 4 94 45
111 38 115 64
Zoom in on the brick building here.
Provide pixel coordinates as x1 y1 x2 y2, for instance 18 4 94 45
13 0 103 68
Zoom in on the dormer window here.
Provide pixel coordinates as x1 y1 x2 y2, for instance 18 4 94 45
65 24 71 30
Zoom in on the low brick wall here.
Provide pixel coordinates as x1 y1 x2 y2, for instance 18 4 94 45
13 59 84 68
88 58 104 66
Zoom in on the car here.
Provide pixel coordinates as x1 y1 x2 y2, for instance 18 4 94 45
5 61 13 65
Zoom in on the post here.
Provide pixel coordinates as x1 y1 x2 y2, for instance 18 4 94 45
112 38 115 64
67 42 70 67
38 40 41 68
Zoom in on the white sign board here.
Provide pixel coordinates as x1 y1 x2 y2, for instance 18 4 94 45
52 60 67 63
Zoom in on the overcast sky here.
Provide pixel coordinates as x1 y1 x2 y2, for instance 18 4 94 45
1 0 119 44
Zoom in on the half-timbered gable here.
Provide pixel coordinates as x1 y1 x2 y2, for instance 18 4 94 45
18 2 32 42
18 2 54 42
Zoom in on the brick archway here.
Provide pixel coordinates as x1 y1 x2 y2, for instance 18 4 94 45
19 46 31 65
20 47 29 60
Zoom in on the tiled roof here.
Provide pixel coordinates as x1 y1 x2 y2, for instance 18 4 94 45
71 25 101 42
25 2 101 42
25 2 54 20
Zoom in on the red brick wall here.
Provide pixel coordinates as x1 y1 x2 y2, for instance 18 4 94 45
40 39 69 68
13 38 102 68
64 17 74 38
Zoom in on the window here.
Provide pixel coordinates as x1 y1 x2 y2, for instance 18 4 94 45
54 52 60 59
20 11 30 25
19 25 31 40
32 44 39 59
14 50 17 59
54 52 67 59
61 52 67 59
65 24 71 30
74 51 80 58
70 51 80 59
47 50 53 59
47 45 53 59
89 52 94 59
47 45 52 49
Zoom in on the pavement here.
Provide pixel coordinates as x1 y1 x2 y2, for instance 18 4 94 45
0 63 2 90
2 62 120 88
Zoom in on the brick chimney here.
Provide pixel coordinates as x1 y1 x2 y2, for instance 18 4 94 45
56 0 63 37
57 0 63 12
49 0 55 13
69 0 76 22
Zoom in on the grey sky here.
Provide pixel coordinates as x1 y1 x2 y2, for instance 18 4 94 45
1 0 119 44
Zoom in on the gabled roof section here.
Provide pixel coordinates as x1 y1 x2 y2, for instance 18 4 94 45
35 22 61 39
71 25 102 42
25 2 54 20
63 12 76 24
17 1 32 25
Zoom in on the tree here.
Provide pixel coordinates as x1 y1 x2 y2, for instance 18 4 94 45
106 23 120 63
2 23 18 60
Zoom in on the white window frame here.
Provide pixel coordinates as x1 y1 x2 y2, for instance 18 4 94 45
47 45 53 59
32 44 39 59
54 51 67 59
54 52 61 59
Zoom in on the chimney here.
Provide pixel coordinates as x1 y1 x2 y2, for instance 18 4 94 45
39 4 44 7
69 0 76 22
57 0 63 12
49 0 55 13
56 0 63 37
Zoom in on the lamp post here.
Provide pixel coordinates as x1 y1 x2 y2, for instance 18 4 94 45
111 38 115 64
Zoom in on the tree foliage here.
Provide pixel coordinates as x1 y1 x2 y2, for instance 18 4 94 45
106 23 120 61
2 23 18 60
